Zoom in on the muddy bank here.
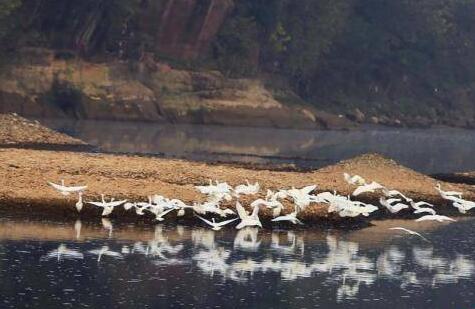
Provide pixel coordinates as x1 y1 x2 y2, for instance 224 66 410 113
433 172 475 185
0 148 473 223
0 214 456 245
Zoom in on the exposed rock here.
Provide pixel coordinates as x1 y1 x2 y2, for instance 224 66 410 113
152 0 234 59
347 108 365 123
370 116 380 124
0 49 353 129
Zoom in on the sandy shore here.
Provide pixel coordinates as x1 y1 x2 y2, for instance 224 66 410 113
0 147 473 223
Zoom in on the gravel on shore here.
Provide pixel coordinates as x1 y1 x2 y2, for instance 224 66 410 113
0 113 86 147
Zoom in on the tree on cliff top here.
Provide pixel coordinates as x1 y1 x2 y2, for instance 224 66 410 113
0 0 22 46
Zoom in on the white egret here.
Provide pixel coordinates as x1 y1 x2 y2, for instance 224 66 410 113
413 207 436 215
389 227 429 242
234 180 260 197
343 173 367 186
251 199 284 217
154 208 175 221
48 180 87 196
235 202 262 229
410 201 436 215
75 192 84 212
87 194 127 216
415 215 456 223
286 185 318 211
380 197 409 214
452 200 475 214
352 181 386 196
271 210 303 225
383 189 413 202
435 183 463 198
196 215 238 230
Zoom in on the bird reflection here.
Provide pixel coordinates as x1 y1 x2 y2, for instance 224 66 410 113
41 244 84 261
88 246 123 262
101 218 113 238
192 228 216 249
42 225 475 302
233 228 261 252
74 220 82 240
270 231 304 256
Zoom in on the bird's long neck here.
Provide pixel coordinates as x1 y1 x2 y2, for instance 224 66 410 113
101 194 105 203
61 179 65 187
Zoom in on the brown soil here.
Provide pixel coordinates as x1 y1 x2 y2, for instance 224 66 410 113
0 113 87 147
0 148 474 223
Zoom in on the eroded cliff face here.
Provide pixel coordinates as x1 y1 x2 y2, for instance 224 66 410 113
144 0 234 59
0 48 352 129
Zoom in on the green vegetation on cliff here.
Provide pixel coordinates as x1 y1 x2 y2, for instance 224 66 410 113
2 0 475 125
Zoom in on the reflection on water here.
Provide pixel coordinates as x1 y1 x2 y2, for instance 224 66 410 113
1 215 475 307
42 119 475 173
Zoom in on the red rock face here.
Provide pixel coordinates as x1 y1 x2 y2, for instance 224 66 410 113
154 0 234 59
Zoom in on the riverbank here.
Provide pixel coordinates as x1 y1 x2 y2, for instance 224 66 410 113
1 147 473 223
0 48 353 130
3 48 475 131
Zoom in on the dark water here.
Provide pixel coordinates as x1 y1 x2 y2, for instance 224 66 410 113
1 214 475 308
42 119 475 174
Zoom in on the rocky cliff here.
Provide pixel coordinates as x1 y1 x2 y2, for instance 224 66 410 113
152 0 234 59
0 48 352 129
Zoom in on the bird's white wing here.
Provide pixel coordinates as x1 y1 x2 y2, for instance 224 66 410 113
104 251 123 258
251 204 260 218
271 215 288 222
88 201 106 207
415 201 434 207
48 182 66 191
302 185 317 194
415 215 455 222
216 217 239 227
157 208 175 218
389 227 428 241
352 185 370 196
414 208 436 215
196 215 214 227
387 198 401 204
102 207 113 216
63 185 87 192
106 200 127 207
390 227 414 234
343 173 351 183
250 199 266 208
236 202 248 219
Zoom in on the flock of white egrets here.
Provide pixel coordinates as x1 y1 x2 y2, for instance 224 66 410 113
47 173 472 230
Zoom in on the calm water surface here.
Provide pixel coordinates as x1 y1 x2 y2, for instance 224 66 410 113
1 213 475 308
42 119 475 174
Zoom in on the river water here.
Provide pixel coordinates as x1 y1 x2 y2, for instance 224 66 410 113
0 213 474 308
42 119 475 174
7 119 474 307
